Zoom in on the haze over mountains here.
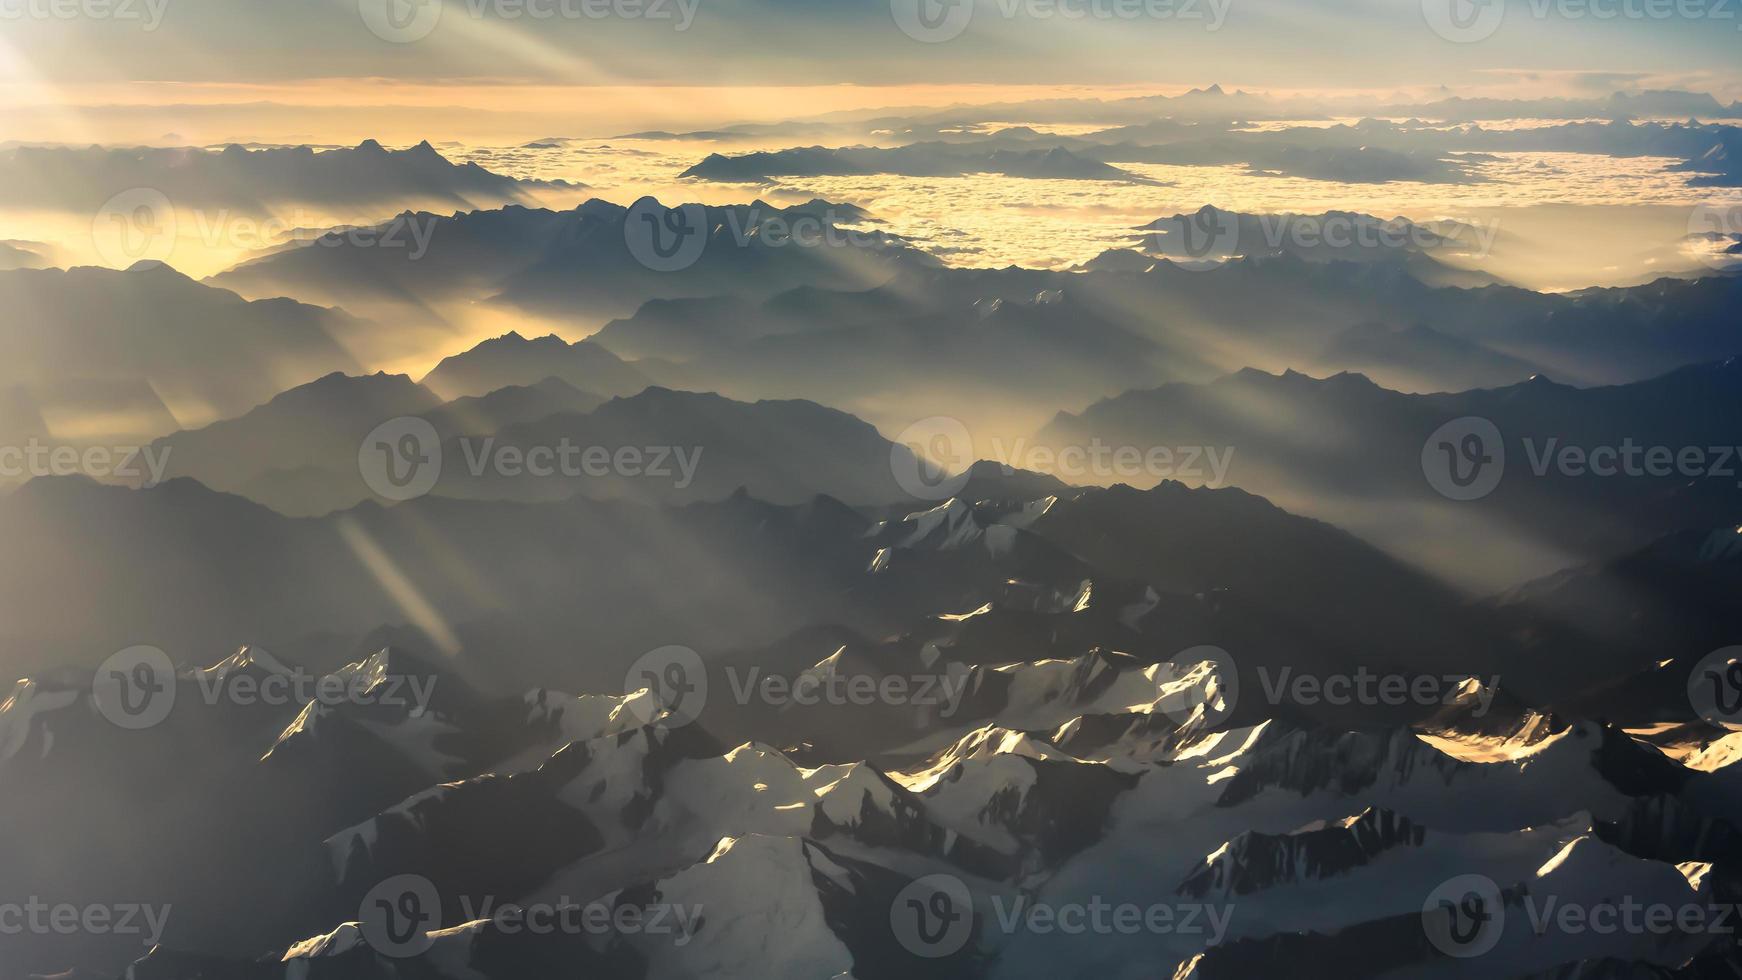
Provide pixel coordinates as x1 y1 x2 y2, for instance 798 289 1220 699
5 467 1740 978
0 140 577 212
4 46 1742 980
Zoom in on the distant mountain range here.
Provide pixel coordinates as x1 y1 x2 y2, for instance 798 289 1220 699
0 140 576 212
208 198 938 326
148 373 926 516
5 471 1738 978
1037 359 1742 590
190 198 1742 437
419 331 650 400
680 144 1151 182
10 93 1742 980
0 264 361 447
670 114 1742 189
592 249 1742 435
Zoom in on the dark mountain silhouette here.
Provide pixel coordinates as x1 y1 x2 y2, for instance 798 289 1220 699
419 331 651 400
149 377 922 516
150 372 443 504
0 140 576 212
209 198 938 326
681 143 1150 182
418 376 606 436
1038 360 1742 589
0 264 362 434
586 255 1742 436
